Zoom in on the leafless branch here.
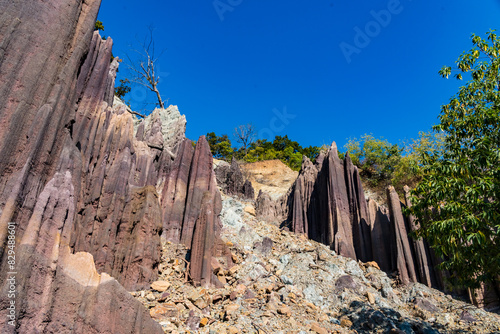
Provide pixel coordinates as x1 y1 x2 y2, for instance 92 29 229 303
127 110 146 118
124 26 166 109
234 123 256 155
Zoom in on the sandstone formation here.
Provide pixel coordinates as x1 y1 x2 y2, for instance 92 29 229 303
255 188 290 225
0 0 226 332
0 2 497 332
240 159 298 200
386 186 418 285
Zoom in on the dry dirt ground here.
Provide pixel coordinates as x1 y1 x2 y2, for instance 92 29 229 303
239 160 298 200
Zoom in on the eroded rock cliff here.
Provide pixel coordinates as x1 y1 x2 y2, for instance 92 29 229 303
0 1 226 332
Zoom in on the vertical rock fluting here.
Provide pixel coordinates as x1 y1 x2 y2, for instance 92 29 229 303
286 142 448 291
68 31 168 291
0 0 102 246
290 144 356 259
161 136 227 287
403 186 442 288
290 156 318 235
0 0 162 332
367 198 393 272
344 153 372 262
386 186 418 285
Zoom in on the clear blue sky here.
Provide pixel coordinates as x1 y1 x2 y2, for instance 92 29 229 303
98 0 500 150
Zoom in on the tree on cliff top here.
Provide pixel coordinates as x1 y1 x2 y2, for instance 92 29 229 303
126 27 166 109
233 124 256 155
409 31 500 292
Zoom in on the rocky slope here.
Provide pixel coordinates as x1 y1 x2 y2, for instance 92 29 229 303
253 146 444 289
132 192 500 333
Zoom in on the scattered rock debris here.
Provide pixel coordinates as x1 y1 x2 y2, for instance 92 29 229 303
133 194 500 333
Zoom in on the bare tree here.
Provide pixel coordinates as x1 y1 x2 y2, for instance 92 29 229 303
234 123 256 155
126 27 166 109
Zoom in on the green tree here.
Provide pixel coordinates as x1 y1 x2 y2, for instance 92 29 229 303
114 78 131 100
391 131 446 192
206 132 234 161
409 31 500 292
343 137 363 165
272 135 301 153
343 134 402 187
94 20 104 31
302 145 321 162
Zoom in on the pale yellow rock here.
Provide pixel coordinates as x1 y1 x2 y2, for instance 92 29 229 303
149 303 179 320
278 305 292 317
151 280 171 292
310 322 328 334
231 253 239 263
306 302 317 310
366 261 380 270
227 326 240 334
225 303 240 315
266 284 276 293
188 288 210 309
217 275 227 285
227 265 240 276
367 292 375 304
244 205 256 216
235 284 246 295
199 317 209 327
340 316 353 328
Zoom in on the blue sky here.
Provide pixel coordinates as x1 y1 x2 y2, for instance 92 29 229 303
98 0 500 150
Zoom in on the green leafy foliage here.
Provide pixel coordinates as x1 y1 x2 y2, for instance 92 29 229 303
206 133 320 171
243 135 319 171
206 132 234 161
409 31 500 290
391 131 446 193
343 135 403 188
114 78 131 100
94 20 104 31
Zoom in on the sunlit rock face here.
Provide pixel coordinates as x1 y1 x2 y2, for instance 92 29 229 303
0 0 225 332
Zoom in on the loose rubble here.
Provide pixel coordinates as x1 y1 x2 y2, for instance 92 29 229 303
134 194 500 333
